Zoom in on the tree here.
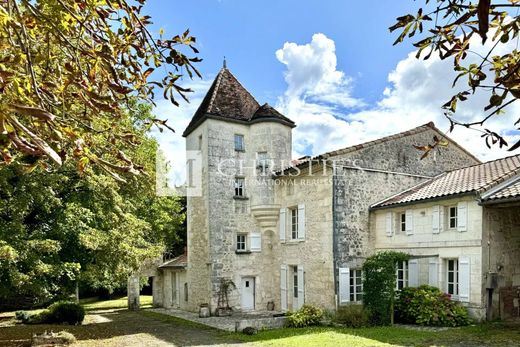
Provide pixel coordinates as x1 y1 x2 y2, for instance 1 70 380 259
391 0 520 155
0 102 185 310
0 0 200 177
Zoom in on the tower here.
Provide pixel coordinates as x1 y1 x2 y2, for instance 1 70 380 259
182 67 295 312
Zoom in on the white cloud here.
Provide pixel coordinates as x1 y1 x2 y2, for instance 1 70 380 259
275 33 520 161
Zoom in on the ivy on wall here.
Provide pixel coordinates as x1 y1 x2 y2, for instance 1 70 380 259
362 251 409 325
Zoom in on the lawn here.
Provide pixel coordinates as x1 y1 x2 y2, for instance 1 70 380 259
234 323 520 347
1 297 519 347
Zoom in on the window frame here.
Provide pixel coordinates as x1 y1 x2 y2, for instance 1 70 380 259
400 212 406 233
234 177 245 197
446 258 459 298
236 233 247 252
396 260 409 290
349 269 363 302
448 206 458 229
293 266 298 298
234 134 245 151
289 207 299 239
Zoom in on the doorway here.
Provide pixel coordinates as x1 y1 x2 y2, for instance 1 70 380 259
241 277 255 310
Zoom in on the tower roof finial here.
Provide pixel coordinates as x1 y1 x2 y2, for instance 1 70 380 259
223 56 227 69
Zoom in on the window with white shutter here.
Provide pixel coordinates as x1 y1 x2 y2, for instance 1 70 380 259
280 265 287 311
432 205 440 234
405 210 413 235
297 266 305 309
457 202 468 232
408 259 419 287
458 256 470 302
338 267 350 305
250 232 261 252
428 258 439 287
297 204 305 240
385 212 394 237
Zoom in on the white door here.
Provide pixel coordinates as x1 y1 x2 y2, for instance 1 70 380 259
241 277 255 310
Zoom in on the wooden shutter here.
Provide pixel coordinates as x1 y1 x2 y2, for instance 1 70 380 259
279 208 286 241
297 266 305 309
457 202 467 232
385 212 394 237
408 259 419 287
428 258 438 287
338 267 350 305
439 206 445 232
250 232 261 252
459 257 470 302
405 210 413 235
280 265 287 311
432 205 440 234
298 204 305 240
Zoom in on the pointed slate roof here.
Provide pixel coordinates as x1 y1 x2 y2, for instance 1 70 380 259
183 68 295 137
371 154 520 208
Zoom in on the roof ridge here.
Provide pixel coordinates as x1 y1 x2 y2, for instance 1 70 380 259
220 68 260 112
207 68 226 113
446 153 520 175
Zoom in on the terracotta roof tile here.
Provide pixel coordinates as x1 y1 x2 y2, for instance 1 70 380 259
372 154 520 208
183 68 295 136
482 177 520 202
159 254 187 269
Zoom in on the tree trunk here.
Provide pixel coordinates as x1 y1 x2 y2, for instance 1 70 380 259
75 281 80 303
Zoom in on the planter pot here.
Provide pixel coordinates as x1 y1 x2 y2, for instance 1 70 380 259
215 307 232 317
199 305 210 318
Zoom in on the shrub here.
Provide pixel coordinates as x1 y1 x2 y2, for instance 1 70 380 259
15 310 30 322
286 304 323 328
334 305 371 328
47 301 85 325
395 285 471 327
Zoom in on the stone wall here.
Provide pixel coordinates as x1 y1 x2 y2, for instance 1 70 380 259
482 204 520 320
274 166 335 310
372 196 485 319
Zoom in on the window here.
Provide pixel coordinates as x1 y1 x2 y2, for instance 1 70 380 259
350 269 363 302
396 260 409 290
184 283 188 301
447 259 459 297
290 207 299 239
449 206 457 229
257 152 269 168
236 234 247 251
234 178 244 196
400 213 406 232
234 134 244 151
293 266 298 298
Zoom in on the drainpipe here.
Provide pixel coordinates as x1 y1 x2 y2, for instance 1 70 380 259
332 173 338 310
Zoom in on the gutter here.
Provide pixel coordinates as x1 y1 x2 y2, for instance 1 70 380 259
369 191 478 211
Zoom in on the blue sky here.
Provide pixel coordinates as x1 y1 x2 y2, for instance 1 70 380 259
145 1 417 105
145 1 520 185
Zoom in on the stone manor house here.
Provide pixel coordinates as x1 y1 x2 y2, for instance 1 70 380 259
142 67 520 321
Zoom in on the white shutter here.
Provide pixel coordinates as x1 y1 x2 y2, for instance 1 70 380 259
338 267 350 305
297 204 305 240
250 232 261 252
279 208 286 241
297 266 305 309
385 212 394 237
408 259 419 287
457 202 467 232
439 206 445 232
280 265 287 311
405 210 413 235
432 206 440 234
459 257 470 302
428 258 439 287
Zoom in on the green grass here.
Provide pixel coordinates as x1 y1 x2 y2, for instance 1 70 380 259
80 295 152 311
233 323 520 347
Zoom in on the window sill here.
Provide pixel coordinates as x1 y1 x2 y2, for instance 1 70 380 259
235 250 251 255
281 239 305 244
233 196 249 200
235 149 245 153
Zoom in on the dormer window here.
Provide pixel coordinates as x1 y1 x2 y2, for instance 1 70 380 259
234 134 244 151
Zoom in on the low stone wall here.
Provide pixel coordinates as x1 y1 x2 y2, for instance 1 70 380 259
234 316 287 332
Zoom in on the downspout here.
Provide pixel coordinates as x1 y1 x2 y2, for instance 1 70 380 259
332 172 338 310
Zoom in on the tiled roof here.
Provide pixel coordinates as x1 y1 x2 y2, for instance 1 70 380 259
481 176 520 202
183 68 295 137
372 154 520 208
159 254 187 269
251 103 294 124
275 122 479 175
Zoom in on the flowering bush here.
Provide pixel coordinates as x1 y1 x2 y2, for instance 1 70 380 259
286 305 323 328
395 285 470 327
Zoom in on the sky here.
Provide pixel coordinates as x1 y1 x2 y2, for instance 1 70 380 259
143 0 520 185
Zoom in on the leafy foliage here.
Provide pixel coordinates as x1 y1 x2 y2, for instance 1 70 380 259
286 304 324 328
395 285 471 327
391 0 520 152
334 305 371 328
0 103 185 310
47 300 85 325
0 0 200 175
362 251 409 326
